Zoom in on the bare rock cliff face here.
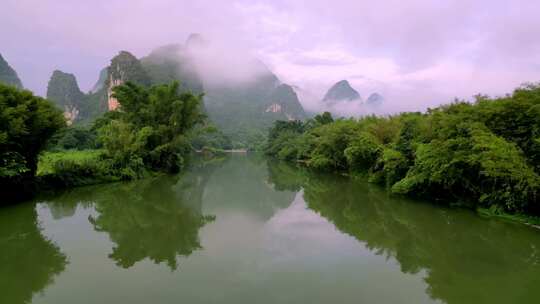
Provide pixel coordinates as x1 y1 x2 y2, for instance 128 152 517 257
106 51 150 110
107 77 122 111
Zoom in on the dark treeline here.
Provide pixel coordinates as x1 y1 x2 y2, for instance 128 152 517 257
0 81 205 203
265 84 540 217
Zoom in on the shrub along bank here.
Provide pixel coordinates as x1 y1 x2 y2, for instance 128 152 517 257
265 84 540 218
1 81 205 203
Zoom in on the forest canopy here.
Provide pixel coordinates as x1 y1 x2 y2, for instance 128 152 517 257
265 83 540 216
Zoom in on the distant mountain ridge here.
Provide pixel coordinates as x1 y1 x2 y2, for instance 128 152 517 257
140 35 306 146
42 34 306 146
323 80 360 102
0 53 23 89
312 80 385 117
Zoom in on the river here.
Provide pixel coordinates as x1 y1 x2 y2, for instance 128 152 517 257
1 155 540 304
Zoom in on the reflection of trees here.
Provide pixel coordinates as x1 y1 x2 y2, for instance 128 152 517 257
266 159 305 192
269 160 540 304
88 175 214 270
0 203 67 304
41 186 96 220
44 159 222 271
203 155 296 220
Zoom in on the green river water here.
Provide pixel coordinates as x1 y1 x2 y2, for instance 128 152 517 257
1 155 540 303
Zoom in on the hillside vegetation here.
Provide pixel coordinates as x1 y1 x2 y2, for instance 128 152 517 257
0 81 204 203
265 84 540 216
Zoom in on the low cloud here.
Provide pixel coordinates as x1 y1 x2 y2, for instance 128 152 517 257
1 0 539 113
184 37 272 88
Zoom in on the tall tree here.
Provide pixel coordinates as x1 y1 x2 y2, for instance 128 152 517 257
0 84 65 201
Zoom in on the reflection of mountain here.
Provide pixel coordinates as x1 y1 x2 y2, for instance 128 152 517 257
202 155 296 221
87 176 214 270
297 173 540 304
0 203 67 304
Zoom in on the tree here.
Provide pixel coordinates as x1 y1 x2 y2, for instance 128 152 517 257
0 84 65 201
314 111 334 125
98 81 205 173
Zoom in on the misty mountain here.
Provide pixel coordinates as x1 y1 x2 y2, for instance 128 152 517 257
43 34 306 146
164 34 306 146
201 63 306 145
0 53 23 89
140 43 203 93
322 80 360 102
366 93 384 106
267 84 305 120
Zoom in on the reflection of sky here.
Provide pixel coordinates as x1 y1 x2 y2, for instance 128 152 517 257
193 191 438 303
262 191 373 264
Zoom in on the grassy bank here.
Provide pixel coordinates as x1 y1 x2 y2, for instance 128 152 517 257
35 149 148 190
37 150 105 176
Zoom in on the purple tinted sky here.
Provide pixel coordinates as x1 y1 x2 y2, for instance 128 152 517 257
2 0 540 110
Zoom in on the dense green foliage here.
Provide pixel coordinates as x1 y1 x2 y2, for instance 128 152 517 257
47 125 98 151
204 77 306 149
190 125 233 151
1 80 205 202
266 85 540 216
40 80 205 187
37 150 104 176
97 81 204 175
0 84 65 201
34 81 205 190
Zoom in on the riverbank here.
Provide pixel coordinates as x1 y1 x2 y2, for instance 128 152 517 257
2 149 229 206
274 157 540 227
265 84 540 220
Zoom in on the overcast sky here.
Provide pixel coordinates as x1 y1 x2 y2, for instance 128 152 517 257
2 0 540 111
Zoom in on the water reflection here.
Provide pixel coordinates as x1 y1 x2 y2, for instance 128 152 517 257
88 176 214 270
202 155 296 220
43 161 219 270
0 203 67 304
268 160 540 304
3 155 540 303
